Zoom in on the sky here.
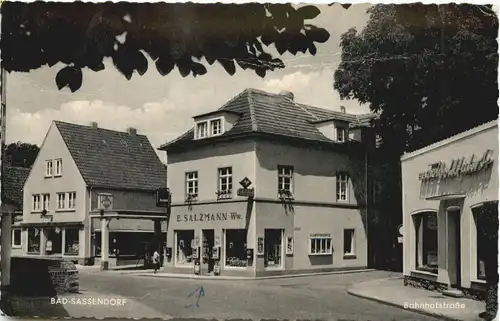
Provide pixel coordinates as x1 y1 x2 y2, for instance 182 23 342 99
5 3 372 163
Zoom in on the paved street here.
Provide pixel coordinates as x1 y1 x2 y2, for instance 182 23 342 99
78 270 442 320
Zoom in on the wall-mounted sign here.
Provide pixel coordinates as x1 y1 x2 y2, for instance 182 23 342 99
418 150 494 181
13 215 23 222
238 177 254 197
397 236 403 243
46 240 53 252
98 194 114 210
397 225 403 236
176 212 244 223
310 233 331 238
215 236 221 246
257 236 264 255
286 236 294 255
237 188 254 197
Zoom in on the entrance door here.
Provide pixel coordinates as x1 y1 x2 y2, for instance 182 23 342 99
202 230 215 274
46 228 63 255
448 209 462 288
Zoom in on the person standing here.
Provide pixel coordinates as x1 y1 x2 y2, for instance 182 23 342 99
152 249 160 274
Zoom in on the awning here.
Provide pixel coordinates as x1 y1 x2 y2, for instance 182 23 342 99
20 222 84 228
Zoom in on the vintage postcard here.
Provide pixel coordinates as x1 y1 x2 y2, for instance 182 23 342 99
0 1 498 321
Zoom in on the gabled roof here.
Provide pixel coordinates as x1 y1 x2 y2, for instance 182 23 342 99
160 88 376 150
3 166 30 210
54 121 166 191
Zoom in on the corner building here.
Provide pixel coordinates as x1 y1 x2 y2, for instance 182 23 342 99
160 89 376 277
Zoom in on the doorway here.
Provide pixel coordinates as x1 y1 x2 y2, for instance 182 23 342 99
202 230 215 274
46 228 63 255
447 208 462 288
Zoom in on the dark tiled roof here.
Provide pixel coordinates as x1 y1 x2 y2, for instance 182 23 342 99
55 121 166 191
3 166 30 210
160 88 376 149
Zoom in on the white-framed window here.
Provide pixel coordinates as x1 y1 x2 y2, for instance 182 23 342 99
336 127 348 143
309 234 333 255
57 192 66 210
54 159 63 176
45 160 53 177
336 172 349 202
278 165 293 194
210 119 222 136
42 193 51 211
217 167 232 199
32 194 41 212
68 192 76 209
196 122 208 139
185 171 199 200
12 228 22 248
343 229 356 257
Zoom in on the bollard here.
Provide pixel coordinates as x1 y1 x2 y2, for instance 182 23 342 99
194 259 201 275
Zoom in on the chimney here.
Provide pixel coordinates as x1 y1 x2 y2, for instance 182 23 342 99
127 127 137 136
90 122 98 129
279 90 294 101
340 106 346 113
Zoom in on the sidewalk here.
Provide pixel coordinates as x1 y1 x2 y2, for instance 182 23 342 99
131 268 376 280
8 290 171 319
347 276 485 321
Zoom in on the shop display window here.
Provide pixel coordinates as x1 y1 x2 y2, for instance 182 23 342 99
27 227 41 253
415 212 438 273
264 229 283 268
225 229 247 267
65 228 80 255
176 230 195 266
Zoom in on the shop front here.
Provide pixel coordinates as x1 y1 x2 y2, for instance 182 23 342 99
164 201 256 276
401 120 498 299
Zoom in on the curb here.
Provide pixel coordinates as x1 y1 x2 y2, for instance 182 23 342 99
347 287 463 321
132 268 377 281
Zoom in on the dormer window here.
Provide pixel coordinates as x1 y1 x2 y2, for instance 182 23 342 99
197 122 208 139
336 127 348 143
211 119 222 136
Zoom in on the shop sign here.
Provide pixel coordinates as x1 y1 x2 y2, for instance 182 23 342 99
257 236 264 255
46 240 53 252
286 236 294 255
176 212 244 223
418 150 494 181
238 177 254 197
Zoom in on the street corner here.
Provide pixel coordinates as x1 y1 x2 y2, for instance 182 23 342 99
51 291 171 319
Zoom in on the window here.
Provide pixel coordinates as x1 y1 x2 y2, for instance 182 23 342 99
54 159 63 176
343 229 356 257
68 192 76 209
225 229 247 267
32 194 41 212
336 172 349 202
264 229 283 268
278 165 293 194
12 228 22 248
217 167 232 199
309 233 333 255
27 227 41 253
57 193 66 210
175 230 195 266
210 119 222 136
42 193 51 211
65 228 79 255
45 160 53 177
474 202 499 281
336 128 348 142
415 212 438 273
197 122 208 139
185 171 198 200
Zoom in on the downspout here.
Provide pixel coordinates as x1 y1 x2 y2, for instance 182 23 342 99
87 186 92 263
365 150 369 267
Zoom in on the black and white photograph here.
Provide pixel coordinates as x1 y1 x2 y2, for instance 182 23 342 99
0 1 498 321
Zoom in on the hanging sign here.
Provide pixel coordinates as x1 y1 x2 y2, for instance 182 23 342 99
237 177 254 197
46 240 53 252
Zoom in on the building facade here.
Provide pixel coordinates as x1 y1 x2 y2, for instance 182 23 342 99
160 88 376 277
18 121 167 266
401 120 498 298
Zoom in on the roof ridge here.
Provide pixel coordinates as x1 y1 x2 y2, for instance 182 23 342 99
247 90 259 131
292 100 320 121
54 120 148 138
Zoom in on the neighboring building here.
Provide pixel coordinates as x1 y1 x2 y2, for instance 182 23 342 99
401 120 498 299
19 121 168 266
159 88 376 277
1 166 30 256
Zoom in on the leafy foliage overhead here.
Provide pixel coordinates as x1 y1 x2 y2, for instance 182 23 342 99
5 141 40 168
334 4 498 156
2 2 332 92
